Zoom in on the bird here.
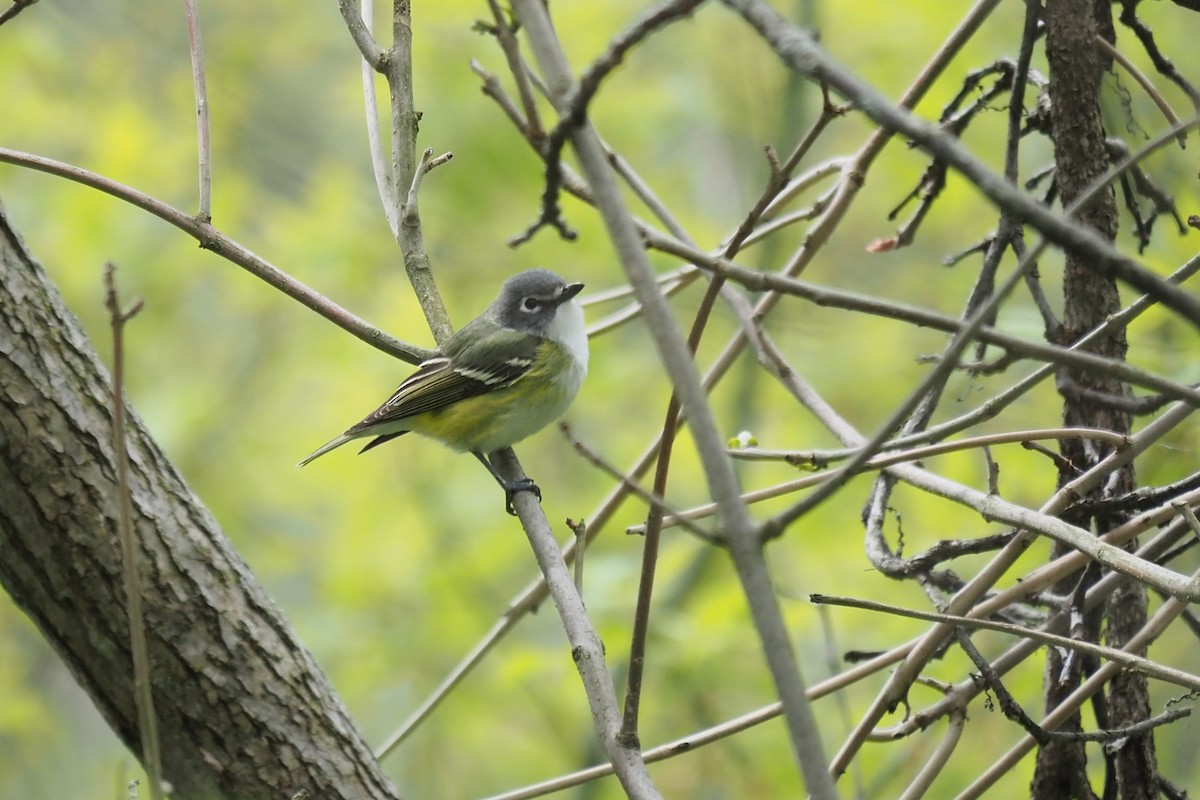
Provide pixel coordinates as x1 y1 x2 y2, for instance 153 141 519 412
299 269 588 514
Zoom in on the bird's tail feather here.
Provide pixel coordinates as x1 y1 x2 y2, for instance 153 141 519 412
297 434 355 467
358 430 408 454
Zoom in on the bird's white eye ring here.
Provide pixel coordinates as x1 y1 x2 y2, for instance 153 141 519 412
521 297 542 312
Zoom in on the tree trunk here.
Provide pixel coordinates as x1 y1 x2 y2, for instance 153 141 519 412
0 200 400 800
1033 1 1158 798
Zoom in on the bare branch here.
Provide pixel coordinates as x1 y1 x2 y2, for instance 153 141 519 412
0 146 431 364
960 564 1200 797
336 0 387 68
104 263 163 800
0 0 37 27
357 0 399 234
646 231 1200 406
512 0 706 246
1095 34 1187 145
483 0 544 142
1116 0 1200 108
813 595 1200 691
183 0 212 221
490 447 665 800
514 1 838 795
561 423 716 545
721 0 1200 326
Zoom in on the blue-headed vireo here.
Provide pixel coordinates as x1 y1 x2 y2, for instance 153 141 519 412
299 269 588 514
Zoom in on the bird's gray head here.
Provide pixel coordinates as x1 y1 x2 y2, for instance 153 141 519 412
494 269 585 334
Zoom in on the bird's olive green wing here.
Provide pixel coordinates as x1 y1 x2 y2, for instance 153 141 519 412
345 326 541 436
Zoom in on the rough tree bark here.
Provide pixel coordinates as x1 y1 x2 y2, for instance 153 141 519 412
1034 1 1158 798
0 200 401 800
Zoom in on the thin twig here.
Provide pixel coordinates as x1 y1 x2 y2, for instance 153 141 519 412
724 87 843 256
183 0 212 222
485 0 544 142
491 449 663 800
607 149 693 242
0 147 430 363
404 147 454 213
568 518 587 594
357 0 400 235
730 427 1130 468
639 428 1135 534
470 60 533 140
514 0 833 794
584 270 696 339
104 264 162 800
563 424 716 545
1094 34 1186 145
620 273 726 748
721 0 1200 326
957 565 1200 798
646 231 1200 407
812 594 1200 690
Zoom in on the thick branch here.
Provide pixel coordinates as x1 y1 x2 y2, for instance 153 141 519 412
0 204 399 799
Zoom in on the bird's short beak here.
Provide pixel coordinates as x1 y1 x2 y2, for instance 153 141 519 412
559 282 585 303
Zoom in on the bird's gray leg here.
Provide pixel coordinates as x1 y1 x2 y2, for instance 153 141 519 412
472 450 541 515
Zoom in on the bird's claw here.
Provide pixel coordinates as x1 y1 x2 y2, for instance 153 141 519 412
504 478 542 516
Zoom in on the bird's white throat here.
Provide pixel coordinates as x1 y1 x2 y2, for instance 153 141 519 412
548 298 589 372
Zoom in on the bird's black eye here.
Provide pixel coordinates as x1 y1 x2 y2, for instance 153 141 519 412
521 297 542 313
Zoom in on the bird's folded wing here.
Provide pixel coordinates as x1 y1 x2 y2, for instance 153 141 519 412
346 329 540 434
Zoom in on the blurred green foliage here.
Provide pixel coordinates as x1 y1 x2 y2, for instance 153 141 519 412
2 0 1199 797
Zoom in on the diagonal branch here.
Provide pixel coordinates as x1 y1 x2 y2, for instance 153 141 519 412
720 0 1200 327
0 146 430 364
510 0 707 246
511 1 837 797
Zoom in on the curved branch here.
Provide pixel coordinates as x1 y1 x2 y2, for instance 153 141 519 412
0 146 431 364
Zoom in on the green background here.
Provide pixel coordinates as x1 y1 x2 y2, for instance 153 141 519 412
2 0 1198 797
